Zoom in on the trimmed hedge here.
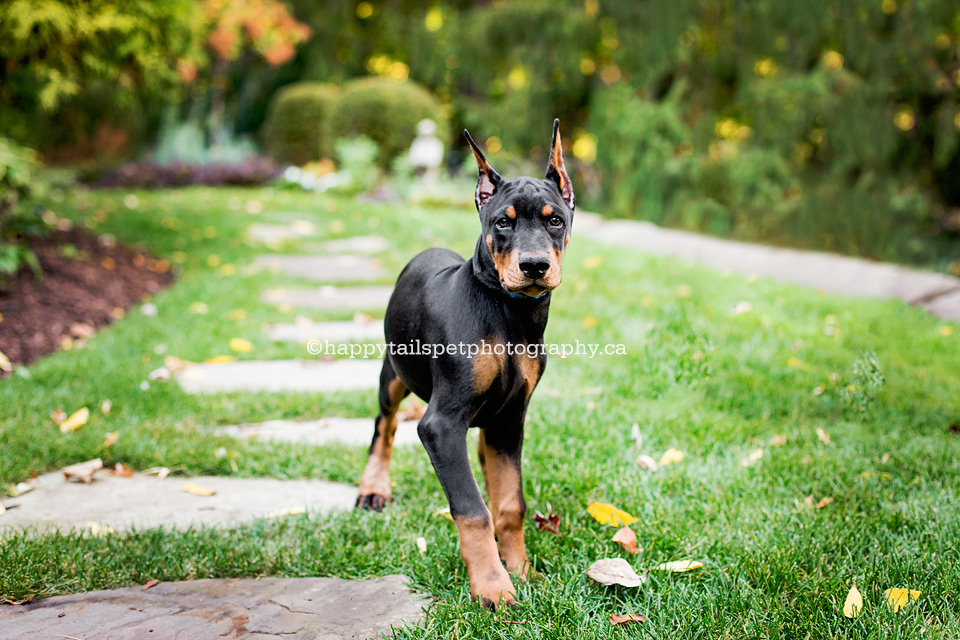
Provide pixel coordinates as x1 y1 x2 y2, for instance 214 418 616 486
262 82 340 165
329 78 447 166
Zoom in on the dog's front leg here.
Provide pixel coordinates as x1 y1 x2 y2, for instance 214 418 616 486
479 424 529 579
418 407 516 610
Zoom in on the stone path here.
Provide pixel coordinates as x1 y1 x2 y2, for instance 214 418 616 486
0 575 426 640
315 234 389 254
575 212 960 320
256 254 384 282
247 221 317 244
175 359 381 394
0 472 355 533
267 320 384 343
220 417 420 448
262 285 394 310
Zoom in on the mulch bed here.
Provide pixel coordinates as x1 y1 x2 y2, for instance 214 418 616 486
0 228 175 370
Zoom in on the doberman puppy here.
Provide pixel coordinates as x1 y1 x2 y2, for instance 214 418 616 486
356 120 575 610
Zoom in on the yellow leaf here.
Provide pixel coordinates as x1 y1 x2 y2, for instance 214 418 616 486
87 522 115 537
940 325 954 337
229 338 254 353
884 588 921 612
188 301 209 315
433 507 453 520
658 448 685 467
228 309 247 321
265 506 305 518
0 349 11 373
653 560 703 572
582 316 599 329
742 447 764 467
204 355 234 365
843 582 863 618
816 427 832 446
60 407 90 433
583 256 604 269
182 483 217 496
676 284 692 298
587 502 638 526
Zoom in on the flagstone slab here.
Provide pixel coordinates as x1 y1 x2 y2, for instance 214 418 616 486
262 286 394 311
921 288 960 321
316 234 389 254
0 575 426 640
266 320 384 343
175 359 381 394
0 473 355 534
220 417 421 448
256 255 384 282
247 221 317 244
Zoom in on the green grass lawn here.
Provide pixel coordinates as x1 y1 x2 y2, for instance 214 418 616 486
2 186 959 638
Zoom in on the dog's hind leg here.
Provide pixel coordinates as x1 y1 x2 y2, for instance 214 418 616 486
356 358 408 511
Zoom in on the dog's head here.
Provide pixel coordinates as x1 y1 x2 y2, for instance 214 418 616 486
465 119 575 299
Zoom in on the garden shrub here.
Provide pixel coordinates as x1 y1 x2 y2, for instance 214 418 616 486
329 78 447 166
262 82 341 165
0 138 48 283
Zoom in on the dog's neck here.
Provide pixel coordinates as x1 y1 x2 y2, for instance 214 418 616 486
467 236 551 333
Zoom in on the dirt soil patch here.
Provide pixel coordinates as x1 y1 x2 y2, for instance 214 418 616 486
0 228 174 369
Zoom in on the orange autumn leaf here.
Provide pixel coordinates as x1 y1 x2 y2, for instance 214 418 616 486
612 526 641 554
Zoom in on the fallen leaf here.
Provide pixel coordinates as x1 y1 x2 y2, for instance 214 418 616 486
100 399 112 415
60 407 90 433
228 309 247 321
142 579 159 591
741 447 764 467
70 322 96 339
398 397 427 421
103 431 119 448
630 423 643 448
0 594 35 605
804 494 815 509
183 483 216 496
107 463 134 477
143 466 171 479
0 349 11 373
164 356 191 372
13 478 37 496
0 502 5 516
63 458 103 483
229 338 254 353
50 409 67 424
587 502 638 526
816 496 834 509
433 507 453 520
612 526 641 554
582 316 599 329
843 582 863 618
148 366 171 381
609 613 647 625
189 301 209 315
940 325 954 337
585 558 645 587
881 452 891 464
87 521 115 537
204 355 234 365
265 506 305 518
884 588 921 612
653 560 703 572
636 454 659 472
658 448 685 467
532 511 560 534
769 434 787 447
816 427 832 446
416 537 428 555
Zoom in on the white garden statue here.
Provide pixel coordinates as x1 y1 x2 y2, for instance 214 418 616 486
408 118 444 182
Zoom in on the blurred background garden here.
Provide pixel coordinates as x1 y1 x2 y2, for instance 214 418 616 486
3 0 960 285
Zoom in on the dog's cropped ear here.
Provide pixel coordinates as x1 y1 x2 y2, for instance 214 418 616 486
545 118 575 211
464 129 503 211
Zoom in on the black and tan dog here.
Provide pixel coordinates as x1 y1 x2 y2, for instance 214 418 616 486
356 120 574 609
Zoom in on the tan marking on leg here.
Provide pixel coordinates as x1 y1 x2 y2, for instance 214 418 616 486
358 377 407 505
481 443 529 578
505 205 516 219
472 340 506 394
515 352 542 398
541 204 553 216
454 514 516 608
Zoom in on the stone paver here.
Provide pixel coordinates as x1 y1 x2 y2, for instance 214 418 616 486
262 285 394 311
0 575 426 639
267 320 384 343
316 234 389 254
220 417 421 448
577 215 960 320
247 221 316 244
256 255 384 282
922 288 960 319
0 473 355 533
175 359 381 394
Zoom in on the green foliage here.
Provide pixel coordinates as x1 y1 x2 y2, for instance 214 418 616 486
332 136 380 194
841 351 886 415
0 138 49 282
152 118 258 166
262 82 340 165
329 78 447 165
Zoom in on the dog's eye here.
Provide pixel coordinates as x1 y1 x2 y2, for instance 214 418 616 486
548 215 564 228
495 218 510 229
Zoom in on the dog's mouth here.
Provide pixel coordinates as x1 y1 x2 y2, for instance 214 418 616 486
500 278 556 298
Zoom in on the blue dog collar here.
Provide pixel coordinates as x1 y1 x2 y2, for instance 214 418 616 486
505 290 548 300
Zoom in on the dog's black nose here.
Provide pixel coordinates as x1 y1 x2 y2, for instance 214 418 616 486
518 253 551 279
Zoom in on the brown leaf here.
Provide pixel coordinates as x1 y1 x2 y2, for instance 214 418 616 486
103 431 119 448
816 496 834 509
1 594 36 605
50 409 67 425
532 511 560 534
142 579 159 591
398 397 427 422
585 558 645 587
609 613 647 625
70 322 96 339
612 526 641 554
107 463 134 478
63 458 103 484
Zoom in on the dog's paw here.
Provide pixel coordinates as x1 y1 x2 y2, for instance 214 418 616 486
477 590 517 612
355 493 390 511
472 570 517 611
